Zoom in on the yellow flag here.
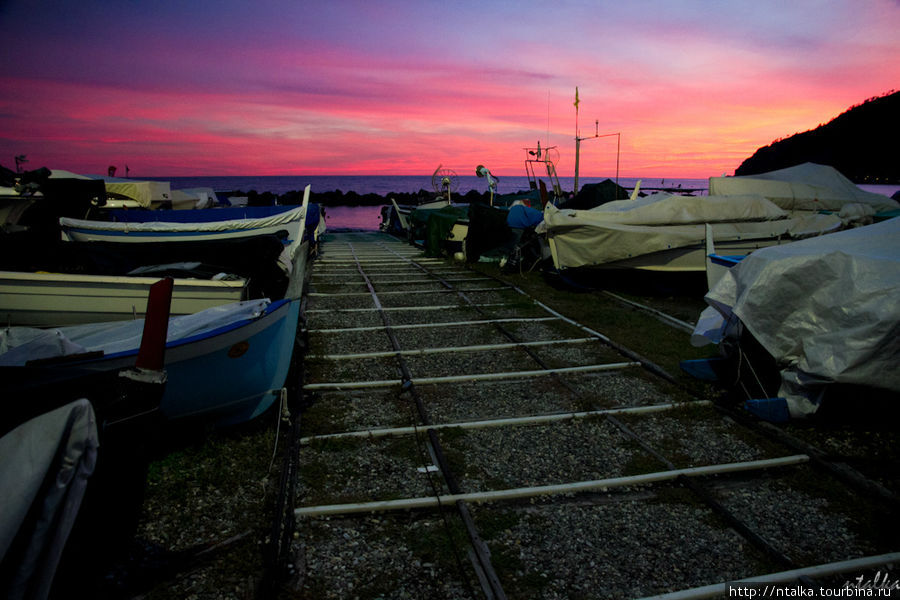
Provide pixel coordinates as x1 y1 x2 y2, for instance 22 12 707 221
574 86 580 111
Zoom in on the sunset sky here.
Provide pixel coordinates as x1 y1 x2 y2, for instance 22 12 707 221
1 0 898 178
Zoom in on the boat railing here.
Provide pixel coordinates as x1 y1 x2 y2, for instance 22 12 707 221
523 145 563 199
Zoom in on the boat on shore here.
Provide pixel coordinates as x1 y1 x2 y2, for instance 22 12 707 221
382 156 552 259
1 277 172 598
708 162 900 216
540 163 899 274
1 177 312 426
688 216 900 421
540 192 844 272
0 269 249 327
0 231 291 327
2 174 318 326
0 293 303 426
61 202 309 255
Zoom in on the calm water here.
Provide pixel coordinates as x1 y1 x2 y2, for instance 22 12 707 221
145 174 711 197
321 205 386 230
142 174 899 232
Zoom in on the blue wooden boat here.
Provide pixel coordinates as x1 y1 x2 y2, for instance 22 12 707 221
0 297 300 427
3 184 311 428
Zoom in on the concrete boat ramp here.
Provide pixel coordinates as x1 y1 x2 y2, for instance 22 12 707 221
286 230 898 599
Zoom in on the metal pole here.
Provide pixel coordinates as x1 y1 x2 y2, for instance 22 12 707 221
616 132 621 195
295 455 810 516
634 552 900 600
574 137 581 194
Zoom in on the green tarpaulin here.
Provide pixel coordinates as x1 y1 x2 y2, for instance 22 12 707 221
409 205 468 257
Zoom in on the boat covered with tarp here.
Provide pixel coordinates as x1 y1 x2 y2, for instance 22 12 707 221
539 192 843 271
690 217 900 419
408 203 470 257
709 162 900 216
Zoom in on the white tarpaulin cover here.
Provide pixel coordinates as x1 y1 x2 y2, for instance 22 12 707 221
709 163 900 214
541 193 842 269
49 170 171 208
100 179 171 208
169 187 219 210
59 205 305 233
545 193 789 226
701 217 900 416
0 399 98 600
0 299 271 366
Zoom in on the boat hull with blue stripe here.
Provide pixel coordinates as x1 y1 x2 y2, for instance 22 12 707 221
0 297 300 426
59 204 307 256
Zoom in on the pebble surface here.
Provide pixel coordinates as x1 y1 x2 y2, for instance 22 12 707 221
292 233 898 599
132 232 899 599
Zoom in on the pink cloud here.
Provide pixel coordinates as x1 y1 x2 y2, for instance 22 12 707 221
1 0 898 179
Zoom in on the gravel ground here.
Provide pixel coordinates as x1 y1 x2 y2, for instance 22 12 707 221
474 497 755 599
120 232 897 600
306 309 384 330
440 418 640 491
420 377 586 423
566 371 677 409
306 355 402 384
715 474 881 565
403 346 536 379
295 434 448 505
303 388 414 433
618 404 779 468
292 234 899 599
292 513 480 599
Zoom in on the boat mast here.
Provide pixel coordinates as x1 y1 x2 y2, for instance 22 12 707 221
572 88 621 196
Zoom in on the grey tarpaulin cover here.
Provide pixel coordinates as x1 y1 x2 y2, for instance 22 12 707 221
709 162 900 214
696 217 900 416
0 399 98 600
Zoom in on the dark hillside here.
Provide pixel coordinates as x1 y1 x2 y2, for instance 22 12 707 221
735 90 899 183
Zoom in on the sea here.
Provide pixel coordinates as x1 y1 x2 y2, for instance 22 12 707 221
144 174 900 231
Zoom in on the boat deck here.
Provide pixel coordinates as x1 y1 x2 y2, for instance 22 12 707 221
285 231 898 599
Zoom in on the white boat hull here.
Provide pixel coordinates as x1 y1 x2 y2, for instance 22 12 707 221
0 271 248 327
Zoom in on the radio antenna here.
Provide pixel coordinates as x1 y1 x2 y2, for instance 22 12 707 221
546 90 551 147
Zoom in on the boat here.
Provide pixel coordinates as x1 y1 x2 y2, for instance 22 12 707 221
703 223 746 290
1 278 171 598
1 189 312 426
0 269 249 327
60 202 309 256
1 166 171 209
379 166 469 257
539 158 900 274
709 162 900 217
382 156 551 260
522 143 564 202
0 225 295 327
688 217 900 420
0 296 301 426
540 192 844 272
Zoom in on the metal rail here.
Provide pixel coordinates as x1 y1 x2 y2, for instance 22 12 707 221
295 232 893 599
295 456 810 516
299 401 713 444
371 241 827 578
341 239 506 600
307 336 601 360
